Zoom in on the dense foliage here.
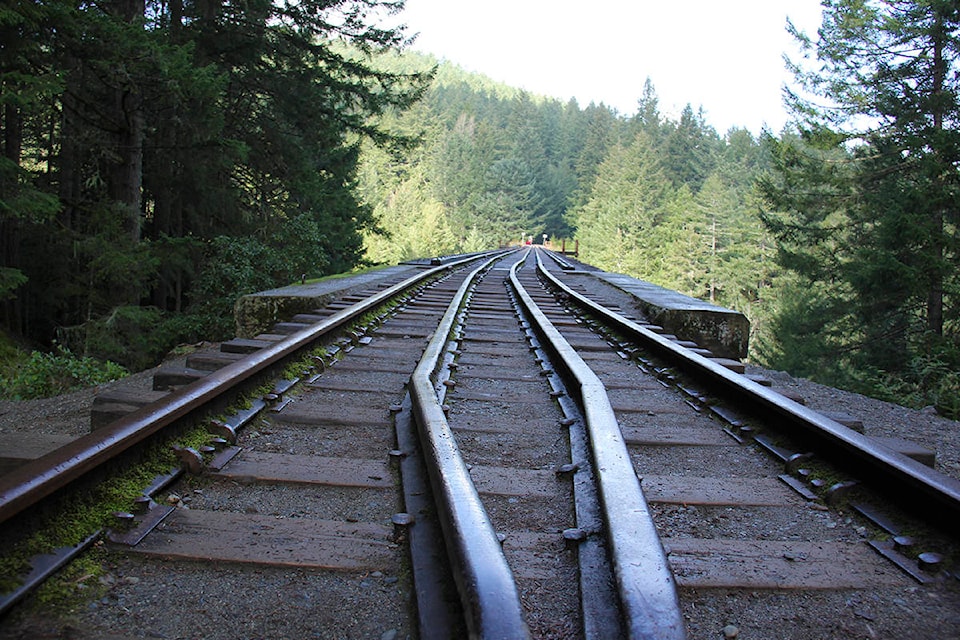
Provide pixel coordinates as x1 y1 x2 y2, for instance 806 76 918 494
758 0 960 415
0 0 426 372
359 63 780 353
358 59 587 260
0 346 126 400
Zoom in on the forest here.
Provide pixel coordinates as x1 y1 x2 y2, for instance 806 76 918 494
1 0 958 419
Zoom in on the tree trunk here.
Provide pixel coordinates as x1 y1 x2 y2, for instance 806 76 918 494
927 210 944 336
108 0 146 245
110 89 144 243
927 11 947 336
58 67 82 231
1 101 23 331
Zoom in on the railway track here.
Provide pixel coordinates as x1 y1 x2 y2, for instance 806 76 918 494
1 249 958 639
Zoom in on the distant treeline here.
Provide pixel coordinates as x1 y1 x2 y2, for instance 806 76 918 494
359 56 779 368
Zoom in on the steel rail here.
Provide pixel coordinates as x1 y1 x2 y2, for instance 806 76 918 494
536 249 960 533
0 254 494 526
408 252 530 640
510 255 686 640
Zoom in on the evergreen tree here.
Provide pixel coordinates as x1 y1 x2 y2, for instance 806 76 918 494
363 164 455 263
570 103 621 208
760 0 960 407
646 185 706 293
0 0 427 362
661 104 720 191
571 132 673 275
0 0 61 327
632 78 663 142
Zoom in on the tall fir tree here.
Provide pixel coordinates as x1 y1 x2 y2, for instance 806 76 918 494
571 131 673 275
760 0 960 404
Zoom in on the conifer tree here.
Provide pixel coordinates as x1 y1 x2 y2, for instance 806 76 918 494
760 0 960 394
571 132 673 274
0 0 427 358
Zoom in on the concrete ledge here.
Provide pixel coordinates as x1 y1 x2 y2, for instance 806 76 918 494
233 265 419 339
0 433 77 474
593 274 750 360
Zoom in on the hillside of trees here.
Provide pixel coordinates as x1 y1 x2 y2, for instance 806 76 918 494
2 1 958 418
356 59 785 379
359 57 777 319
358 2 960 419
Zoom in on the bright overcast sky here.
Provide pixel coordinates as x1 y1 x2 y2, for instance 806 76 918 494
395 0 825 135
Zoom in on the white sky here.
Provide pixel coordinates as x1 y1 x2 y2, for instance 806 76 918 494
395 0 824 135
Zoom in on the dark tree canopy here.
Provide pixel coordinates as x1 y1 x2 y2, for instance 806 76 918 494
0 0 427 364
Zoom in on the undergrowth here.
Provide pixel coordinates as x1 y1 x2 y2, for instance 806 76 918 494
0 344 127 400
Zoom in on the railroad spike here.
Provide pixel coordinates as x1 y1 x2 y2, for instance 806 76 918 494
893 535 915 551
555 463 580 477
785 452 814 474
391 512 414 543
825 480 859 505
208 420 238 444
172 445 204 475
917 552 943 573
132 496 153 514
562 527 587 550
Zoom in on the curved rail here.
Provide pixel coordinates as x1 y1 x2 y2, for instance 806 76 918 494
511 255 686 640
0 253 499 526
408 253 530 639
536 249 960 533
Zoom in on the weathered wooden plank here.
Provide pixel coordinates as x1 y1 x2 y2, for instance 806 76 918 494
664 538 908 589
127 509 395 571
215 450 393 488
0 433 76 474
501 530 572 580
640 476 800 506
469 466 558 498
621 426 734 447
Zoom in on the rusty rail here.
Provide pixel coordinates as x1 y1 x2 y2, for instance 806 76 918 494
0 253 496 526
536 248 960 534
408 251 530 640
512 255 686 640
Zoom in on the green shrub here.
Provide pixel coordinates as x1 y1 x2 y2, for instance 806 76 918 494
0 346 127 400
860 337 960 420
931 371 960 420
67 306 183 371
187 225 335 340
